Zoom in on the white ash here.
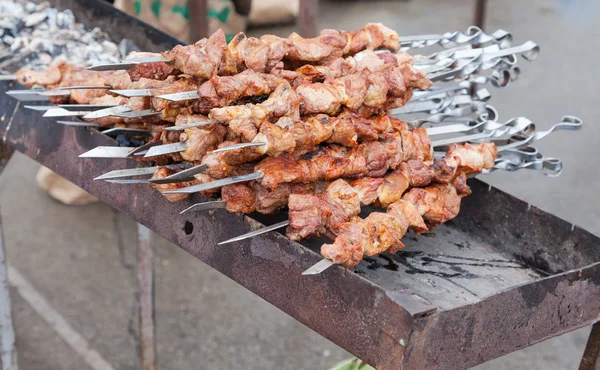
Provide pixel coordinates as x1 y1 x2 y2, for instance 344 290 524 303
0 0 126 73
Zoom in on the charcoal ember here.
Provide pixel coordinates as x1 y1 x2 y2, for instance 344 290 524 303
0 0 121 73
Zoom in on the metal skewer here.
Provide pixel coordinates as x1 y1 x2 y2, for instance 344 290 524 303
56 120 100 128
400 27 512 50
26 104 118 112
79 146 141 158
101 128 153 136
94 166 175 180
43 105 131 118
110 89 154 97
87 55 171 71
147 164 208 184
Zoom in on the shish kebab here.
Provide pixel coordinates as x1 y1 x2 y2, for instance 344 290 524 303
76 50 437 160
207 117 581 274
23 41 524 118
217 147 558 274
181 142 494 218
126 62 486 162
128 114 575 205
11 28 532 118
1 25 512 87
90 107 520 189
189 143 492 271
38 53 520 146
27 46 431 127
91 98 496 183
13 23 407 100
86 24 511 79
93 102 566 187
156 114 582 194
147 119 557 204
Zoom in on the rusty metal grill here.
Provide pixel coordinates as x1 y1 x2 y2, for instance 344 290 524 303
0 1 598 369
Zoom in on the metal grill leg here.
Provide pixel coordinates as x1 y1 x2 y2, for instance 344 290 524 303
299 0 319 38
0 142 17 370
580 322 600 370
137 224 156 370
473 0 488 30
189 0 208 41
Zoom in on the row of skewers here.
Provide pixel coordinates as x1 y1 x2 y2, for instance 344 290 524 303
5 24 582 275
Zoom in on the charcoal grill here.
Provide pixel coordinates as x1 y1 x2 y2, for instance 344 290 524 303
0 1 598 369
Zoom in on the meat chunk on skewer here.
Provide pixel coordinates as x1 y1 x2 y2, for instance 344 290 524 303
16 61 68 87
179 124 228 162
287 194 332 241
255 129 432 189
151 168 198 203
127 51 178 82
321 183 462 269
129 23 401 81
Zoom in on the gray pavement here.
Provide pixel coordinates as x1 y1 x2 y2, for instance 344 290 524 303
1 0 598 369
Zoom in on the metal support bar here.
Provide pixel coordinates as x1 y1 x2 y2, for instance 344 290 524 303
299 0 319 38
189 0 208 41
580 322 600 370
0 144 13 175
0 141 17 370
137 224 156 370
470 0 488 98
473 0 488 30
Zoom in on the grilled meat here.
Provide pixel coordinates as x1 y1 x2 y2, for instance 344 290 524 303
321 182 464 268
130 24 400 81
126 51 178 81
179 124 228 162
184 143 496 247
254 129 432 189
16 61 70 87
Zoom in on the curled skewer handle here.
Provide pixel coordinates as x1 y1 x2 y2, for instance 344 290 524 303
401 28 513 50
411 83 470 101
427 113 526 137
494 116 582 152
463 27 513 49
496 116 583 151
481 55 519 70
497 146 540 162
513 116 584 142
486 157 563 177
412 103 493 128
467 68 512 88
478 117 536 137
481 40 540 62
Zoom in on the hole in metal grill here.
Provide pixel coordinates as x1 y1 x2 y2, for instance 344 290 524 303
184 221 194 235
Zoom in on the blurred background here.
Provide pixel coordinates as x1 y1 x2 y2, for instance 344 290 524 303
1 0 598 369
